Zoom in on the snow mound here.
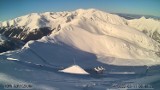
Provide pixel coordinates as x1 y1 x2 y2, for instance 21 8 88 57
59 65 89 75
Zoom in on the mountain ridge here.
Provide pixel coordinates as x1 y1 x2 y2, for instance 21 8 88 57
1 8 160 66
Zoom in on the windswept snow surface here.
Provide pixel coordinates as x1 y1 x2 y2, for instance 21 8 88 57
0 49 160 90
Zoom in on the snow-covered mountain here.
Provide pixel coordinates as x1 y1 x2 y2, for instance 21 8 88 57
128 17 160 43
1 9 160 66
0 9 127 42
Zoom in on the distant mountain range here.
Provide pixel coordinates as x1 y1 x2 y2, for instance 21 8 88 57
114 13 160 20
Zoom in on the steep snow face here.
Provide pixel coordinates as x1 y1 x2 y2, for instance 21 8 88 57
75 9 127 25
128 17 160 44
128 17 160 33
70 17 159 51
1 13 41 30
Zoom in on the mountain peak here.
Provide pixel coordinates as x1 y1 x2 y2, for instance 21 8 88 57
140 16 146 20
75 8 98 13
0 8 127 29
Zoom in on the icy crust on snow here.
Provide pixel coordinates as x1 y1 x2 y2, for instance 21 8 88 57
128 17 160 33
59 65 89 75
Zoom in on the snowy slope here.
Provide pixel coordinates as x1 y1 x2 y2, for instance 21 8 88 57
1 9 160 66
1 9 160 90
128 17 160 33
128 17 160 43
48 24 160 65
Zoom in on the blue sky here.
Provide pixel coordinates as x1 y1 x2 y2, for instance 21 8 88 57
0 0 160 21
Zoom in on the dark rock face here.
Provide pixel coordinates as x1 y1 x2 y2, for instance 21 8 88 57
152 30 160 44
0 27 54 53
22 27 54 42
0 27 53 43
0 35 24 53
141 30 160 45
156 52 160 57
141 30 160 57
152 31 160 57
